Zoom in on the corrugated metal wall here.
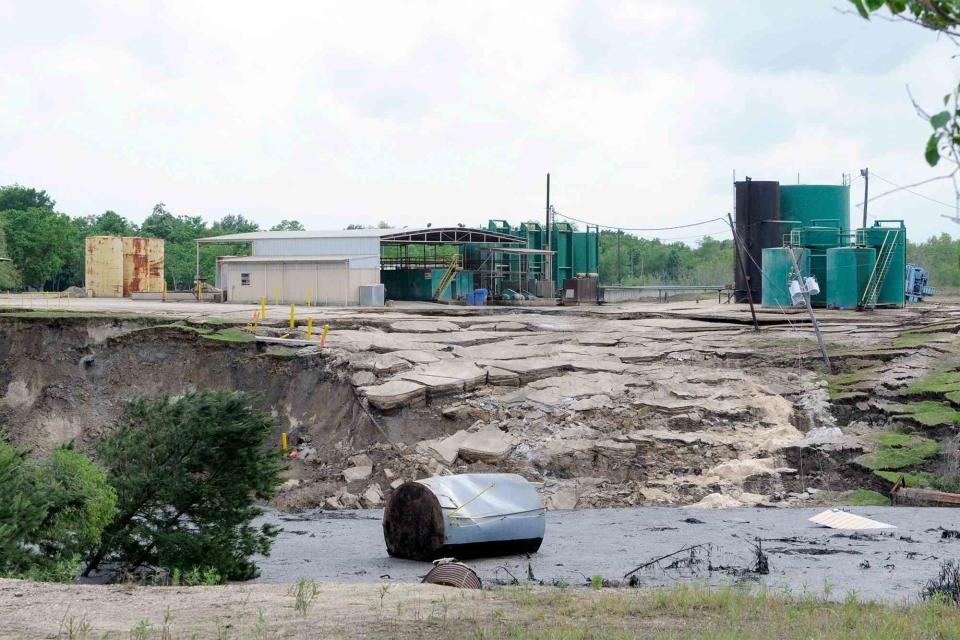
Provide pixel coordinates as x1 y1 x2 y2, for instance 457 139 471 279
252 237 380 269
85 236 124 297
121 237 165 295
218 260 379 304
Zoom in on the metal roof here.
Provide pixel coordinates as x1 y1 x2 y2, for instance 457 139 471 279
215 255 376 263
198 229 399 243
199 227 525 245
379 227 524 244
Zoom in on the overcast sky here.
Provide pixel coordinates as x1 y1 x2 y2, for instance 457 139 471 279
1 0 958 242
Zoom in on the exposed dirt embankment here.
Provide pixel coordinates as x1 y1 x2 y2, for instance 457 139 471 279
0 317 377 464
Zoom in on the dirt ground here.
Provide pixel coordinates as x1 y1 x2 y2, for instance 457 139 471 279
3 296 960 514
3 576 960 640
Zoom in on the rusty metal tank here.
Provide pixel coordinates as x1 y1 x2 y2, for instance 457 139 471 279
85 236 124 297
122 237 165 295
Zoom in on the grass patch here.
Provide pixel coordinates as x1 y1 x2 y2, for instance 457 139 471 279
874 470 960 493
888 401 960 427
854 432 941 471
202 327 256 343
893 332 940 348
455 583 960 639
845 488 891 506
905 368 960 395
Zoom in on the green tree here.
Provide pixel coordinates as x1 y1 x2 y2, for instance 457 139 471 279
850 1 960 168
0 218 22 290
0 440 46 577
0 184 55 212
0 440 117 581
0 207 79 289
81 210 139 237
269 219 305 231
211 214 260 235
85 392 283 581
34 447 117 563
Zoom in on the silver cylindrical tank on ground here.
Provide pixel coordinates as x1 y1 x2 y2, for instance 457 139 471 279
383 473 546 561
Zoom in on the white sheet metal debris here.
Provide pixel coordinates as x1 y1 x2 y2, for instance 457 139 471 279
808 509 895 530
383 473 546 560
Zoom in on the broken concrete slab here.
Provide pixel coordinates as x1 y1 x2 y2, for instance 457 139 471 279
342 466 373 483
458 427 516 462
389 320 460 333
358 379 425 410
419 430 471 465
685 493 742 509
390 350 444 365
361 483 384 507
350 371 377 387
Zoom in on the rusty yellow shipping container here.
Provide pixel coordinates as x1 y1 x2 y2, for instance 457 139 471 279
122 237 165 295
85 236 124 298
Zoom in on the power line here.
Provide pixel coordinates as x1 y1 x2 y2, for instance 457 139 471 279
868 172 957 210
553 210 725 232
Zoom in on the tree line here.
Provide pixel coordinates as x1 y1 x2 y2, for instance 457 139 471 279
0 184 306 292
598 230 960 291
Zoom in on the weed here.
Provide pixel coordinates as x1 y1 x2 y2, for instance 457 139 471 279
922 560 960 605
290 577 320 616
555 576 569 591
56 615 93 640
590 575 603 590
130 619 151 640
378 583 391 616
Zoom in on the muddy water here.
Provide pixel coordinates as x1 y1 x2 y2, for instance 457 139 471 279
255 506 960 603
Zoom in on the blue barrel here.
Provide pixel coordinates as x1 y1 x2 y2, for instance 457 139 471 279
465 292 476 306
474 289 489 305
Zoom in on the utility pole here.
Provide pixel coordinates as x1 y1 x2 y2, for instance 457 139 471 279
787 245 832 373
860 168 869 228
545 173 552 293
727 213 759 331
617 229 622 284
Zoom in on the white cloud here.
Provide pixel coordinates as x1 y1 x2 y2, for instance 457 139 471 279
0 0 956 243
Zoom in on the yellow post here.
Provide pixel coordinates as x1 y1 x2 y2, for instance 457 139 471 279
66 291 70 308
260 296 266 320
320 323 330 347
281 432 288 456
275 288 279 305
289 304 295 329
307 287 312 307
307 317 313 339
163 282 168 302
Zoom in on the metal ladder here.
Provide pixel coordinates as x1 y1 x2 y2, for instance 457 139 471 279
432 254 462 301
859 229 898 310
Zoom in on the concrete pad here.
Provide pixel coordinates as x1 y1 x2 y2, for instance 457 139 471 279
350 371 377 387
359 380 425 410
389 320 460 333
399 373 464 396
457 427 516 462
476 357 565 383
390 350 443 365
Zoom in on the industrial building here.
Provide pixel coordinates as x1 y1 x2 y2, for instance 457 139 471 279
201 221 600 306
733 180 906 310
84 236 165 298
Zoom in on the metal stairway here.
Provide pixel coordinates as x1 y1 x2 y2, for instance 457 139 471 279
432 254 462 301
859 229 899 310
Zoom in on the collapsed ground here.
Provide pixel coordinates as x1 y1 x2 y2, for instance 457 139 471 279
1 297 959 513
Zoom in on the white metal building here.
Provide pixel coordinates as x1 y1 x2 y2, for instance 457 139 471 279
201 229 392 305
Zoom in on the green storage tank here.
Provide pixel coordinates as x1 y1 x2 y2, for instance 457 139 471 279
826 247 876 309
857 221 906 307
762 247 809 308
807 249 827 307
780 185 851 240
